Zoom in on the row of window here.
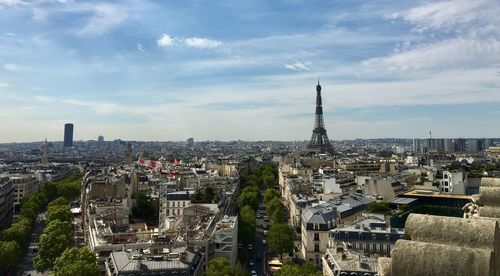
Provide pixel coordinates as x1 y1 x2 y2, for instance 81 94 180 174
163 201 188 208
352 242 391 253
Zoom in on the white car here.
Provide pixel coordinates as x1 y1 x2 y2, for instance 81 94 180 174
262 239 266 245
250 270 258 276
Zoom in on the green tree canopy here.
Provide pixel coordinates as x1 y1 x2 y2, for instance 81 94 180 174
268 223 294 256
238 190 259 211
48 197 70 209
206 257 249 276
132 191 159 221
40 181 58 203
56 174 83 201
263 173 276 189
274 261 321 276
239 205 257 243
52 247 98 276
2 221 31 248
264 188 280 204
46 204 73 224
367 201 391 214
0 241 22 273
34 219 73 272
270 202 286 224
266 197 283 218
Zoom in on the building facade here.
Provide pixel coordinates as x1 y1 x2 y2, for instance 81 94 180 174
0 176 15 230
64 123 74 147
211 215 238 266
10 174 39 213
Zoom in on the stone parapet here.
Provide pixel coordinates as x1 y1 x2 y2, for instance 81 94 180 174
391 240 494 276
381 177 500 276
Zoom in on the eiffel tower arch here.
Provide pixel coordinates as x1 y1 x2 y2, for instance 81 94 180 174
306 80 333 154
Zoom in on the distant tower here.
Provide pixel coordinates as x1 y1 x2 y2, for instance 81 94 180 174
186 138 194 148
98 135 104 146
125 142 133 164
42 138 49 165
307 79 333 154
63 123 74 147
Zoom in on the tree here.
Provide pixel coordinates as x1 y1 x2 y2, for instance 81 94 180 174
263 173 276 189
34 220 73 272
40 181 58 203
270 202 286 224
274 261 321 276
56 174 83 201
206 257 248 276
52 247 98 276
367 201 391 214
48 197 70 209
46 204 73 224
239 205 256 243
132 192 158 221
266 197 282 218
264 189 280 204
0 241 22 273
268 223 294 257
2 221 31 249
19 198 41 222
238 190 259 211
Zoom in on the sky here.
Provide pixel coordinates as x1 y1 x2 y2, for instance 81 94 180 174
0 0 499 142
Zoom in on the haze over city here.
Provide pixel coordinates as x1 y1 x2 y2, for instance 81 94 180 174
0 0 499 142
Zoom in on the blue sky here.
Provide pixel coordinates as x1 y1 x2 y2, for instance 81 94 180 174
0 0 499 142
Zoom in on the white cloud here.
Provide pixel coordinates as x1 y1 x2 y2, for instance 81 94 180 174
157 34 222 49
362 37 500 72
184 37 221 49
388 0 498 33
136 43 144 52
0 0 26 7
284 62 311 71
61 99 122 115
3 63 21 71
77 4 127 36
34 95 53 102
157 34 173 48
369 0 500 74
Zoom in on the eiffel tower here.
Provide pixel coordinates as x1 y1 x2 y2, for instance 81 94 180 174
307 79 333 154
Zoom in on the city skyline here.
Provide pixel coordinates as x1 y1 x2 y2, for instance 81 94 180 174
1 0 499 142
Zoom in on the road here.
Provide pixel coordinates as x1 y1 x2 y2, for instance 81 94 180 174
20 213 46 276
243 193 268 276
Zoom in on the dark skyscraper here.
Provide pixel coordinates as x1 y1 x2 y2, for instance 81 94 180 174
307 80 333 154
64 123 73 147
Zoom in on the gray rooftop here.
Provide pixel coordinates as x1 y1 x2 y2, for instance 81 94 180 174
302 202 338 225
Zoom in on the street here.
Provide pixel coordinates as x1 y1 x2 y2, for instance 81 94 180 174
242 193 268 276
20 213 46 276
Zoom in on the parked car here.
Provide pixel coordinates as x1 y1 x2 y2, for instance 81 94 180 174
248 244 253 250
250 270 258 276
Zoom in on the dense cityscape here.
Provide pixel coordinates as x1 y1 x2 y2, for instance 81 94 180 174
1 0 500 276
0 81 499 276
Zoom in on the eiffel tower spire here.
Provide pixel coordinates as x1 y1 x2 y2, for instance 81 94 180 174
307 80 333 154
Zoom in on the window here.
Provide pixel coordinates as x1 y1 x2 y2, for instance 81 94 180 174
314 244 320 252
444 181 449 186
314 233 319 241
379 244 384 252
